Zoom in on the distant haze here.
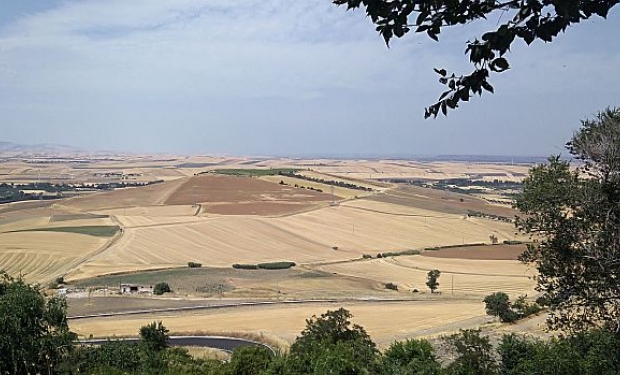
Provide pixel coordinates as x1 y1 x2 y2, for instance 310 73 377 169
0 1 618 157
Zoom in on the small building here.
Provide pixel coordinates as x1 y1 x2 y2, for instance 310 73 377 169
120 284 153 295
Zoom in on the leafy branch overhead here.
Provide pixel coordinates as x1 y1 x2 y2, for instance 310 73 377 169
333 0 618 118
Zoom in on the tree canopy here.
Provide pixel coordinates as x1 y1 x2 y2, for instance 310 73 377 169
334 0 619 118
0 273 76 375
515 107 620 333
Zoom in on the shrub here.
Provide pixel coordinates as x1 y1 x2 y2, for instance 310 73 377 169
503 240 523 245
483 292 518 322
412 289 419 293
229 345 274 375
153 282 171 295
233 264 259 270
187 262 202 268
483 292 542 323
257 261 296 270
55 276 65 284
385 282 398 291
362 254 373 259
332 246 339 250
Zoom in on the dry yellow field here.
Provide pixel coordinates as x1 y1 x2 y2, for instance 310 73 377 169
70 301 486 345
0 231 108 283
260 175 372 199
318 257 536 297
65 199 517 280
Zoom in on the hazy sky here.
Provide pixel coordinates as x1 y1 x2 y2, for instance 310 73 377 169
0 0 618 157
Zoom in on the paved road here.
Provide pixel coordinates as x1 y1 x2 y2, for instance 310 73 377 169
81 336 274 353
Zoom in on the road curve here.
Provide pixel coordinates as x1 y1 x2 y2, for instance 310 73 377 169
80 335 275 354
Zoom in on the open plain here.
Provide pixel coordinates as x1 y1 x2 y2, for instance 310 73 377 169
0 154 541 344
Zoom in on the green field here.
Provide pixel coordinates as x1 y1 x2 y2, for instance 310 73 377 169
9 225 120 237
212 168 299 176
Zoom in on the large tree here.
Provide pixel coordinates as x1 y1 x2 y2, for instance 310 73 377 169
0 273 76 374
515 107 620 333
334 0 618 118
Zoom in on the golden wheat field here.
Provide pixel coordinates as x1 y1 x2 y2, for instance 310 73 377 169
70 301 487 345
317 256 536 298
0 156 528 292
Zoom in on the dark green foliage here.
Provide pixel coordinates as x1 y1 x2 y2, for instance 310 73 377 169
212 168 299 176
385 282 398 291
277 171 373 191
287 308 379 375
502 240 523 245
426 269 440 293
257 261 296 270
0 273 76 375
187 262 202 268
483 292 518 323
483 292 542 322
443 329 497 375
381 338 441 375
10 225 120 237
380 249 421 258
467 210 513 222
232 262 296 270
55 276 65 284
334 1 618 118
362 254 373 259
497 330 620 375
140 321 169 352
515 108 620 332
153 282 171 295
229 345 274 375
233 263 259 270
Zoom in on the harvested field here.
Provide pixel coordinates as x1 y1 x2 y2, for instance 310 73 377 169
368 185 518 218
165 175 333 214
58 178 188 212
318 257 536 297
72 267 388 300
422 244 527 260
66 200 517 280
96 205 197 217
69 300 486 344
114 215 203 228
0 231 108 283
201 202 321 216
260 175 367 199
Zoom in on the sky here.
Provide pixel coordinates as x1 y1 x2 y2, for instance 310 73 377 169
0 0 618 157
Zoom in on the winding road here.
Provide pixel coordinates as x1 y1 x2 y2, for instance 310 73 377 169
81 336 274 354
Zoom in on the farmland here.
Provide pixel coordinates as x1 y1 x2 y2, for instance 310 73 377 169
0 154 542 345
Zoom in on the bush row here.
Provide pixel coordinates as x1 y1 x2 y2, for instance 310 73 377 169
233 261 296 270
